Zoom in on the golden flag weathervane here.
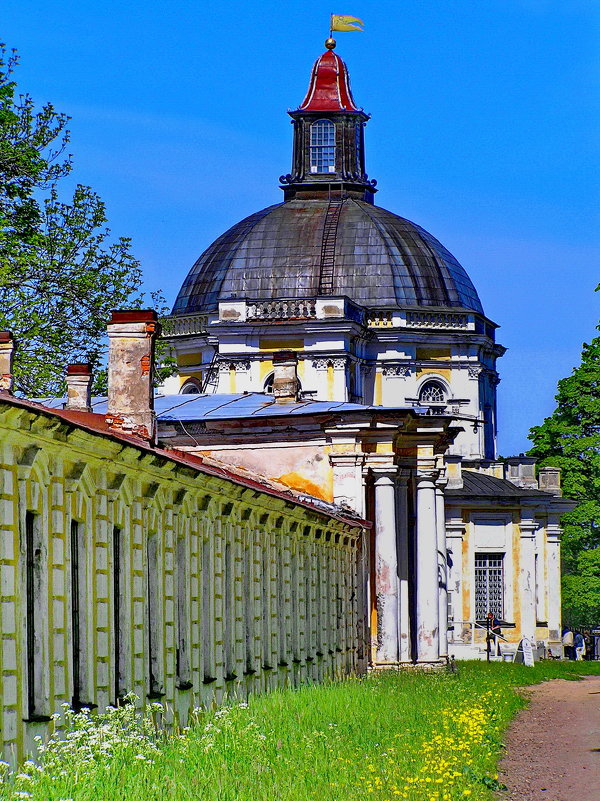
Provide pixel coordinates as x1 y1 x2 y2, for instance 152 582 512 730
330 14 364 33
325 14 364 49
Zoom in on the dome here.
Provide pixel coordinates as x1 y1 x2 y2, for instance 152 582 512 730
172 198 484 315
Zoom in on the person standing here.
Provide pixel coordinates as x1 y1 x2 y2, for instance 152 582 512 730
574 631 586 661
562 626 574 660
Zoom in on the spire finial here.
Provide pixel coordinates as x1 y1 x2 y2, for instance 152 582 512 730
325 37 336 50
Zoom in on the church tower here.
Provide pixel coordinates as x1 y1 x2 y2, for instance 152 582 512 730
165 44 505 462
280 41 376 203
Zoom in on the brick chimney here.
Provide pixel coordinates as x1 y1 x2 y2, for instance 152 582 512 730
272 351 299 403
106 310 160 441
0 332 15 393
65 363 93 412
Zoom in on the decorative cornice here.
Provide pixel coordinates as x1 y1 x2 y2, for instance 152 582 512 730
218 359 251 372
382 364 410 377
312 357 347 370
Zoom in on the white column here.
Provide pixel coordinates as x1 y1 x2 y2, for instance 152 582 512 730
396 470 411 662
546 518 562 645
435 478 448 659
373 469 399 663
416 472 440 662
445 516 466 643
519 518 538 642
332 358 348 401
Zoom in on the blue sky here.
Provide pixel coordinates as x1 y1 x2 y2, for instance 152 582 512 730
3 0 599 455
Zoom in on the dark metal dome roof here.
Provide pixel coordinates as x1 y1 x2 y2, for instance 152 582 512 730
172 198 484 315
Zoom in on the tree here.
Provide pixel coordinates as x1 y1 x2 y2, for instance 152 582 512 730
0 43 172 396
528 314 600 628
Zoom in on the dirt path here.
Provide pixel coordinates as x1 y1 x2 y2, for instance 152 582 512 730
497 675 600 801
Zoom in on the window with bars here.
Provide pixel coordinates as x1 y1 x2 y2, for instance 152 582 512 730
310 120 336 174
419 380 446 404
475 553 504 621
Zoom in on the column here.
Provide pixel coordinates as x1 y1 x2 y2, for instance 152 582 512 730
519 518 538 642
445 515 466 643
331 358 348 401
416 471 440 662
373 469 399 663
396 470 411 662
435 477 448 659
546 517 562 646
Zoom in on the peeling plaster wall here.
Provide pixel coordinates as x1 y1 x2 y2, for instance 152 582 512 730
0 407 365 764
447 503 562 654
199 445 334 502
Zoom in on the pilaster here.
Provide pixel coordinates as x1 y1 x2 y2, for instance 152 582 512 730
519 518 538 642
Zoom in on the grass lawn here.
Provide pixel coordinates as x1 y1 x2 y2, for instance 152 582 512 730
3 660 600 801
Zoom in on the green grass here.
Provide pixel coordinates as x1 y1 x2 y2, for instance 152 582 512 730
4 660 600 801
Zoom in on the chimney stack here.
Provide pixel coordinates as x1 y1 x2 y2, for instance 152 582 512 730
0 332 15 393
444 455 463 489
538 465 562 496
272 351 299 403
65 363 93 412
505 455 538 489
106 310 160 441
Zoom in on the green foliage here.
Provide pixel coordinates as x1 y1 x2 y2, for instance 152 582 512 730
528 307 600 628
1 662 598 801
0 43 174 396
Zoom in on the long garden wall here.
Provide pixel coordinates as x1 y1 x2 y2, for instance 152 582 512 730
0 398 367 763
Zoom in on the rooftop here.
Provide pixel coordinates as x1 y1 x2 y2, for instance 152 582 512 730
0 392 369 528
40 392 428 422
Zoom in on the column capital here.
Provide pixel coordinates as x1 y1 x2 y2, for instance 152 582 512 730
416 470 439 487
371 467 397 487
520 519 539 538
445 520 466 538
329 452 365 467
435 476 448 492
546 523 563 541
396 467 412 484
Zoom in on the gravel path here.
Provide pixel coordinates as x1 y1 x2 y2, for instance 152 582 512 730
497 675 600 801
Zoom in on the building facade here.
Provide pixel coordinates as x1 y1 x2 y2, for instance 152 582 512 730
0 38 573 766
161 42 571 662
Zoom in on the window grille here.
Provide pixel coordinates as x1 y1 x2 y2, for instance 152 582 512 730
419 380 446 404
475 553 504 621
355 124 362 171
310 120 336 174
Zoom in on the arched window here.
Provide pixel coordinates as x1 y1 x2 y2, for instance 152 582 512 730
419 380 446 404
310 120 336 174
180 380 202 395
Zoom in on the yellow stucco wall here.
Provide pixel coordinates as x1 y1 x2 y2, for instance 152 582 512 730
0 402 365 764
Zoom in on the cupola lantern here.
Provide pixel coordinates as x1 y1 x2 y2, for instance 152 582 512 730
280 44 377 202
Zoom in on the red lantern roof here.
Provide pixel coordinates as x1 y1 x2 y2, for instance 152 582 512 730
299 50 359 112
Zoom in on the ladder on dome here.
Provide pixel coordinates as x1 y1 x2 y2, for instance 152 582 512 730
318 194 345 295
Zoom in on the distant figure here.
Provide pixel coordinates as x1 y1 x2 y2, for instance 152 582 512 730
574 631 586 661
487 611 502 656
562 626 574 660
